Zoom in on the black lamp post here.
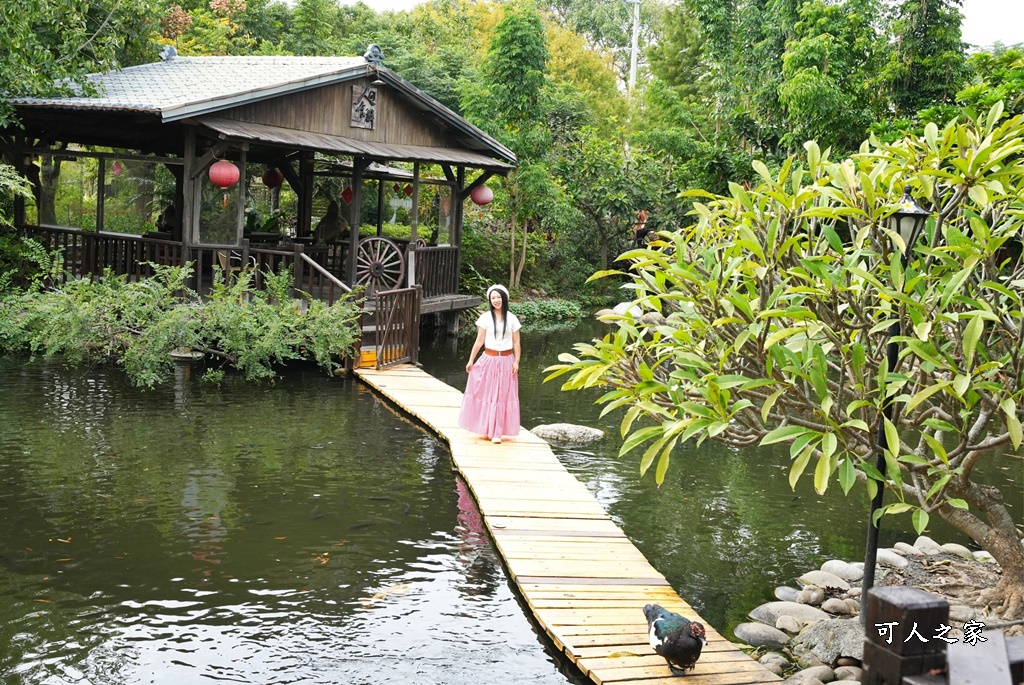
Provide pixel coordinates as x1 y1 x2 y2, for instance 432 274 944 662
861 188 931 618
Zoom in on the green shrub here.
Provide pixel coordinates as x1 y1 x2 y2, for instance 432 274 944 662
0 263 363 387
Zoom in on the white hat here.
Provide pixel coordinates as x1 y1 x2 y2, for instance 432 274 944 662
486 284 509 298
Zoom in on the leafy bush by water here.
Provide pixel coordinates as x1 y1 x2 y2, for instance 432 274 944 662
0 264 362 387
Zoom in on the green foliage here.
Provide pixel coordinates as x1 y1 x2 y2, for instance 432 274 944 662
547 106 1024 575
0 264 362 387
509 297 584 322
880 0 970 117
0 0 160 126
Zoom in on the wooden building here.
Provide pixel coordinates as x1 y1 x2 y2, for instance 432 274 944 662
0 49 515 363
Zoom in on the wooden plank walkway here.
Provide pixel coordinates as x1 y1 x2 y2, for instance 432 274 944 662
355 364 782 685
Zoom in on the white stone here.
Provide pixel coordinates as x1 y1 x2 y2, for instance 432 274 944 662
876 549 909 568
734 621 789 648
914 535 943 554
822 598 853 615
835 665 863 681
940 543 974 560
750 601 830 626
894 541 924 556
530 423 604 444
777 615 803 634
798 570 851 592
973 550 995 562
797 587 826 606
821 560 864 582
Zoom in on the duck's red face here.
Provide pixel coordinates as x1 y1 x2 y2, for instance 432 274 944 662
691 622 707 642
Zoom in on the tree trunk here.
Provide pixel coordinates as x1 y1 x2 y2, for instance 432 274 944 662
939 480 1024 619
514 217 528 287
39 155 62 226
509 213 517 288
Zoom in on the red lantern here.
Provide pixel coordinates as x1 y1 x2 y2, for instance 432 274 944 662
404 184 413 197
470 185 494 206
111 161 123 177
209 160 239 207
261 168 284 189
341 187 354 204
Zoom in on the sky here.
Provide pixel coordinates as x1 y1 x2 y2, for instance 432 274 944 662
339 0 1024 49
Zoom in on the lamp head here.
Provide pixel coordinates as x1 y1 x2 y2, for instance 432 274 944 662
891 188 930 254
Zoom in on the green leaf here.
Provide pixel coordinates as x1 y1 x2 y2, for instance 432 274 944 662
946 499 969 510
922 434 949 465
762 424 810 445
838 457 856 494
760 389 785 424
912 509 930 534
905 381 950 413
962 315 983 371
619 426 663 456
883 417 901 459
813 453 831 495
790 446 813 490
1001 398 1022 449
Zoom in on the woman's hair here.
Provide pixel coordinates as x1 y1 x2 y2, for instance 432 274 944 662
487 284 509 337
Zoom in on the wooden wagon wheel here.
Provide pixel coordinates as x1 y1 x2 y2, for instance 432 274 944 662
354 236 405 292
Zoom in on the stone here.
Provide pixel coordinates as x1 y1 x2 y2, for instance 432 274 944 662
949 605 975 622
894 541 924 556
974 550 995 562
821 560 864 582
834 665 863 681
640 312 666 326
530 423 604 444
914 535 943 555
797 587 826 605
798 571 851 593
843 599 860 614
733 621 789 648
791 617 865 664
749 601 831 626
775 586 800 602
760 652 791 667
595 308 614 318
777 615 803 634
784 678 825 685
821 598 853 615
836 657 861 667
611 301 642 318
763 661 784 676
941 543 974 560
846 587 862 599
876 548 909 568
793 665 836 683
790 642 828 669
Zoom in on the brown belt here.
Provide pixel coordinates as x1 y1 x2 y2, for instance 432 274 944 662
483 348 514 356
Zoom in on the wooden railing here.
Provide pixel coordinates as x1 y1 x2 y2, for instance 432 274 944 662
21 225 184 283
410 245 459 298
375 285 420 369
293 251 351 306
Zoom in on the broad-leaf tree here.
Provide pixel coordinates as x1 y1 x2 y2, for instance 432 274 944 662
548 104 1024 618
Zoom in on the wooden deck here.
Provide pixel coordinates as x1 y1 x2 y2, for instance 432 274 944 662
355 364 782 685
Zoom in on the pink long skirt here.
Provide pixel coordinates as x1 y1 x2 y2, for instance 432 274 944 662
459 354 520 440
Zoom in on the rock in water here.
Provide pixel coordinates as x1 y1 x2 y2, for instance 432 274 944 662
531 423 604 444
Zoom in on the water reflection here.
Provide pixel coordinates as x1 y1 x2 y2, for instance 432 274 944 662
0 359 578 685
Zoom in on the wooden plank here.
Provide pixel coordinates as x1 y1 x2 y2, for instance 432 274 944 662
354 365 782 685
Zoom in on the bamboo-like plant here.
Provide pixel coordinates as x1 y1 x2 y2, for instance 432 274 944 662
547 103 1024 618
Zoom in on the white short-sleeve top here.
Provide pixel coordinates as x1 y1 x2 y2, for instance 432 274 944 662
476 311 521 352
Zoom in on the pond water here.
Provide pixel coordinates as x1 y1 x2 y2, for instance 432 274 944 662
0 319 1019 684
0 360 581 685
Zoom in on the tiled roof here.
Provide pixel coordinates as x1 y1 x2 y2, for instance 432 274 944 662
11 56 366 119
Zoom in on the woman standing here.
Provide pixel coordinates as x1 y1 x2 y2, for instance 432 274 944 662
459 284 521 444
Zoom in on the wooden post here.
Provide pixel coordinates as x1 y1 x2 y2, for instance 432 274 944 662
452 166 465 294
411 162 420 243
96 157 106 232
863 586 949 685
235 149 247 246
346 158 368 290
298 153 314 238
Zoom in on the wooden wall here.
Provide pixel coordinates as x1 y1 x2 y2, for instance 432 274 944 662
220 78 453 149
